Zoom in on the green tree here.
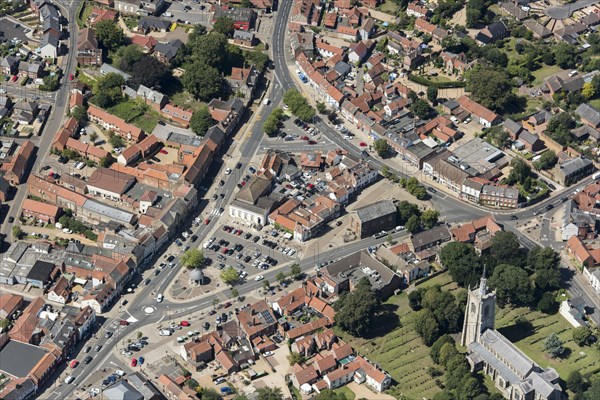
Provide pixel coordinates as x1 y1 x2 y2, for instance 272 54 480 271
490 264 532 306
534 150 558 171
40 74 60 91
284 89 315 122
397 200 421 224
465 66 515 112
71 105 87 124
0 318 10 330
491 231 522 265
95 20 124 51
314 389 345 400
12 225 23 240
108 132 126 149
190 106 216 136
287 352 305 366
290 263 302 280
584 378 600 399
537 292 557 314
411 98 432 119
572 326 596 347
553 42 579 69
567 371 587 393
94 72 125 107
487 125 510 148
180 249 205 269
263 279 270 290
182 61 222 101
188 32 229 69
430 334 455 364
129 56 169 89
221 266 239 285
408 290 422 311
421 209 440 229
543 333 565 358
373 138 390 157
117 44 143 72
405 214 421 233
316 102 327 114
256 387 283 400
414 308 441 346
231 288 239 298
546 112 575 145
213 17 235 37
427 86 438 103
334 279 380 337
275 271 286 284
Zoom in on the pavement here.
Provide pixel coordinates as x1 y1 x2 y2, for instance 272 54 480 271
545 0 597 19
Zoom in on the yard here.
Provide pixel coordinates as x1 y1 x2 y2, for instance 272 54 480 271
531 64 563 85
108 99 160 133
170 91 205 111
335 273 462 399
333 386 356 400
377 1 400 14
76 1 93 28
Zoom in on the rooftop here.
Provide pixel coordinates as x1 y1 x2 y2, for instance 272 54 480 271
0 340 48 378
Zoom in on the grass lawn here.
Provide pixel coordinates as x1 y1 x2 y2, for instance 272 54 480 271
108 99 159 133
170 91 205 111
589 99 600 109
76 1 93 28
335 273 462 400
495 306 600 380
334 386 355 400
531 64 563 85
378 1 400 14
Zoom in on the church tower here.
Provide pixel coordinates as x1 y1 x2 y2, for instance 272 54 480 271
460 272 496 347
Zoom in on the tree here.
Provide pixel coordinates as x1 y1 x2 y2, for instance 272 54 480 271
334 280 380 337
546 112 575 145
213 17 235 37
212 298 219 309
71 105 87 124
411 98 432 119
465 66 515 112
534 268 561 291
567 371 587 393
188 32 229 69
290 263 302 280
40 74 60 91
95 20 124 51
572 326 596 347
117 44 143 72
408 290 422 311
373 138 390 157
405 214 421 233
190 106 216 136
182 61 222 101
256 387 283 400
430 335 455 364
397 201 421 224
427 86 438 104
553 42 579 69
316 102 327 114
584 378 600 400
491 231 522 265
421 209 439 229
108 132 126 149
202 389 222 400
231 288 239 298
490 264 532 306
487 125 510 148
275 271 286 284
537 292 557 314
12 225 23 240
221 266 239 284
543 333 565 358
287 352 305 365
0 318 10 330
262 279 270 290
535 150 558 171
180 249 205 269
582 82 596 99
414 309 441 346
284 89 316 122
94 73 125 107
129 56 169 89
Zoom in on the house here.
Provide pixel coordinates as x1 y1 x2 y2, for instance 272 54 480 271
480 184 519 209
100 63 131 80
153 39 184 64
560 296 588 328
130 35 158 53
21 198 60 223
227 65 258 100
523 19 551 38
39 31 59 59
450 215 502 253
475 21 509 45
160 103 192 128
0 293 23 319
1 140 36 185
440 51 470 76
583 265 600 294
212 6 256 30
576 103 600 129
77 28 102 66
359 18 376 40
411 226 451 256
86 168 136 200
48 276 72 304
555 156 595 186
114 0 165 16
1 56 19 75
406 2 430 18
349 200 397 238
500 2 528 20
137 16 170 33
566 235 593 268
88 104 145 142
136 85 167 111
232 30 256 47
348 41 369 64
89 7 117 25
237 300 278 339
457 95 501 127
229 175 275 225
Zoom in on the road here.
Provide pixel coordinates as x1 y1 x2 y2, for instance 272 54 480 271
0 0 78 239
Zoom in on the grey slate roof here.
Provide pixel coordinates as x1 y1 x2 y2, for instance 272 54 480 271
560 156 593 176
154 39 183 61
354 200 396 223
518 130 540 146
102 381 144 400
576 103 600 127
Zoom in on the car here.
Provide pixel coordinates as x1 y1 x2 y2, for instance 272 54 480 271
308 140 317 144
138 356 144 365
69 74 74 81
94 345 102 351
115 370 126 377
248 166 256 173
70 360 79 368
244 256 251 263
547 183 556 190
119 320 129 326
160 149 168 154
255 275 264 281
41 165 51 171
214 377 226 384
131 358 137 367
8 216 14 223
180 320 190 327
84 356 93 364
175 239 183 246
157 294 163 302
191 235 198 242
204 219 210 225
509 215 518 220
264 351 274 357
221 387 234 395
224 301 232 308
241 181 246 186
225 168 232 174
84 346 92 353
301 136 309 140
209 309 217 316
105 331 113 338
236 162 242 169
253 236 260 242
545 204 554 211
154 269 161 276
219 193 225 199
426 187 437 194
218 180 225 187
203 321 210 330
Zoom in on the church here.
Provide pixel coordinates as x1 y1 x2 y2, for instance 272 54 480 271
461 275 563 400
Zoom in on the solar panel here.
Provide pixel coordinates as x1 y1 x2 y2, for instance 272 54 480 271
261 309 275 324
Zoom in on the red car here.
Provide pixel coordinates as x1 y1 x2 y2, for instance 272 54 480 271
70 360 79 368
204 219 210 225
359 142 367 147
160 149 168 154
241 181 246 186
301 136 309 140
235 229 242 235
224 302 232 308
222 248 229 254
180 320 190 327
69 74 74 81
119 320 129 326
308 140 317 145
131 358 137 367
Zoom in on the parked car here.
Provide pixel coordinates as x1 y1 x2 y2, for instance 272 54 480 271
131 358 137 367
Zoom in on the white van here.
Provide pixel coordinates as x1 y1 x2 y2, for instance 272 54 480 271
263 98 270 105
159 329 172 336
65 376 75 384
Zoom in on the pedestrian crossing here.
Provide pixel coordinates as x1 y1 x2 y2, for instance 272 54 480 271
209 209 224 216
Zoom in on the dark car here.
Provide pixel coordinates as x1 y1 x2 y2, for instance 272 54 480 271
253 236 260 242
509 215 518 220
545 204 554 211
190 235 198 242
426 187 437 194
154 269 160 276
203 322 210 330
244 256 251 263
218 180 225 187
94 344 102 351
236 162 242 169
167 255 175 262
175 239 183 246
8 216 14 223
244 232 252 239
547 183 556 190
83 356 93 364
144 278 151 285
208 309 217 316
104 331 112 338
41 165 51 171
84 346 91 353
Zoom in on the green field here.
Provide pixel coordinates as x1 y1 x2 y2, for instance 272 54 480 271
378 1 400 14
108 100 159 133
337 272 600 398
334 386 356 400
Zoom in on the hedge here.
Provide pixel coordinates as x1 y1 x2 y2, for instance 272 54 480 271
407 74 466 88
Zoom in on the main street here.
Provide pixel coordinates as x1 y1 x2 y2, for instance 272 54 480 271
0 0 79 239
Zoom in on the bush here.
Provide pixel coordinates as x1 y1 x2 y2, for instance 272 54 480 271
408 74 466 88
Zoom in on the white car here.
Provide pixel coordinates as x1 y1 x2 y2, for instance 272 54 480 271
255 275 264 281
225 168 232 174
264 351 274 357
115 370 126 377
343 135 352 140
156 294 163 303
